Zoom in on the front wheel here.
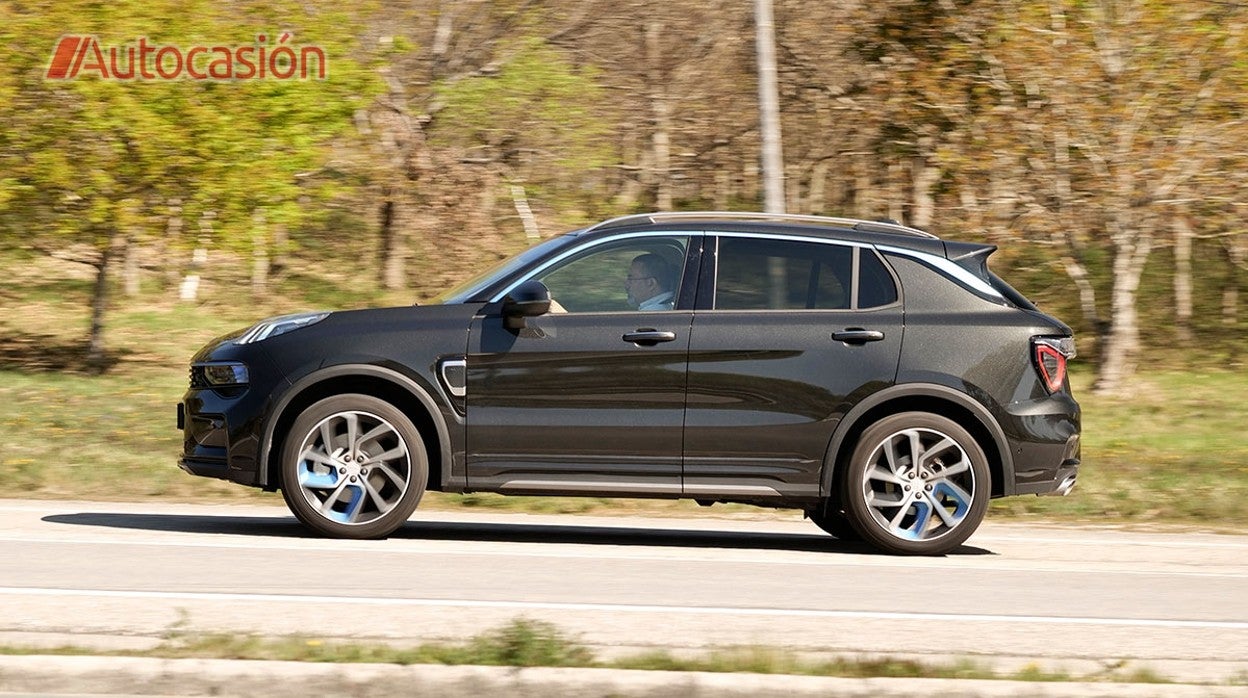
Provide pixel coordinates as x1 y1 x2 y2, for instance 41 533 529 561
279 394 428 539
841 412 989 555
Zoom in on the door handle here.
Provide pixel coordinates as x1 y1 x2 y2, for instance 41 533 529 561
623 329 677 346
832 329 885 344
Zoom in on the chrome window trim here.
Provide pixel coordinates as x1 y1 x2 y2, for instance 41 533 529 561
488 228 1003 305
711 234 998 302
488 230 702 303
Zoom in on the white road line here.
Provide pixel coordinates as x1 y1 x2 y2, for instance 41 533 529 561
1 587 1245 630
1 535 1245 579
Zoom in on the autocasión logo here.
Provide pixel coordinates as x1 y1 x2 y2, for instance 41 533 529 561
46 33 328 81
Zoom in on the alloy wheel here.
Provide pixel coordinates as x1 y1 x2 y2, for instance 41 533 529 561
294 410 412 526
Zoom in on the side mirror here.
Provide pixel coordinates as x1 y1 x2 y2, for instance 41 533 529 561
502 280 552 330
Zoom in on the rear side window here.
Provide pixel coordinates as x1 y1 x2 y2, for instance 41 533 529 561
714 237 898 311
716 238 852 310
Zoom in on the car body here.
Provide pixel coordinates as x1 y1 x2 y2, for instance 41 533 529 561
178 211 1080 555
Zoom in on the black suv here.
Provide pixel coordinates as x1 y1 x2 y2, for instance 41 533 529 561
178 212 1080 555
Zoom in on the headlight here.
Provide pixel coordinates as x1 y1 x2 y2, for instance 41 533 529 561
197 362 250 386
235 312 330 344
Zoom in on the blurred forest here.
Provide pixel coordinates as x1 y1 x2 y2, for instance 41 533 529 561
0 0 1245 395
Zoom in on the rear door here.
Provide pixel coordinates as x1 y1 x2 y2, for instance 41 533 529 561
682 234 904 500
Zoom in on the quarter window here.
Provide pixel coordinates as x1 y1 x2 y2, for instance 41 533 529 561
858 248 899 308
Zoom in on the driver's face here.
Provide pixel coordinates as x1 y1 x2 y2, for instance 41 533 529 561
624 261 658 307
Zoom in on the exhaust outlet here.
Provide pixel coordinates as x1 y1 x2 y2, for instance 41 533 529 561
1044 474 1077 497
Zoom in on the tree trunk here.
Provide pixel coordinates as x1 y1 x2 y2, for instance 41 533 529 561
615 128 643 210
807 160 828 214
251 209 269 297
121 234 141 297
911 150 940 230
271 222 288 277
647 22 673 211
86 231 119 373
1060 253 1104 345
510 184 540 241
1173 214 1193 342
754 0 784 214
1094 230 1153 395
888 161 906 223
714 168 731 210
379 188 407 291
179 212 212 302
157 198 183 293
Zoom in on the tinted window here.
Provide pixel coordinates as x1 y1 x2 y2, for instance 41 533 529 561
716 238 852 310
533 236 689 313
858 249 899 308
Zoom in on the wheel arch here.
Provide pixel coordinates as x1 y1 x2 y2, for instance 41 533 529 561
820 384 1014 504
260 365 451 492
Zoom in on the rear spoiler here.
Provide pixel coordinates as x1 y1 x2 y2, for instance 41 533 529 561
943 240 996 277
943 240 1038 311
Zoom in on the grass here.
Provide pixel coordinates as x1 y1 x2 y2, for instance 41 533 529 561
989 367 1248 528
0 617 1191 685
1 252 1246 528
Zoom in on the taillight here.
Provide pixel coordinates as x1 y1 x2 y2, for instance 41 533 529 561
1032 337 1076 393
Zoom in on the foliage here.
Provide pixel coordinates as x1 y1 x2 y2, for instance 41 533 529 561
431 38 612 172
0 0 1245 380
0 0 383 247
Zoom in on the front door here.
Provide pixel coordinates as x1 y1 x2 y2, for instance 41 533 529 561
465 234 697 496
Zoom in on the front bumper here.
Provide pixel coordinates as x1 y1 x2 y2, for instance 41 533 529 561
177 348 287 489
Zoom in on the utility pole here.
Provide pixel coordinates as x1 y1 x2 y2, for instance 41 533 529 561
755 0 785 214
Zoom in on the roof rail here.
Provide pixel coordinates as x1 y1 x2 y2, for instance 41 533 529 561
584 211 937 239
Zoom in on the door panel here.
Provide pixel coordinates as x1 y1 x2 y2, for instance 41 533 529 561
466 312 692 494
683 309 903 498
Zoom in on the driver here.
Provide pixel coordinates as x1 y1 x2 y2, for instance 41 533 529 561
625 254 677 311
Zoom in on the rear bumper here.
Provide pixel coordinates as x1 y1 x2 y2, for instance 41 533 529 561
999 388 1080 497
1015 459 1079 496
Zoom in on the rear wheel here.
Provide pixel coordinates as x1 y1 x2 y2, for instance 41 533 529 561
841 412 989 555
279 394 427 539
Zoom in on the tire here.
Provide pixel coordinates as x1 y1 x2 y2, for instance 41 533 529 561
840 412 990 556
279 394 428 539
807 506 862 541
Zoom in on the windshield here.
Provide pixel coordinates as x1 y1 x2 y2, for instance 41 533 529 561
428 235 576 305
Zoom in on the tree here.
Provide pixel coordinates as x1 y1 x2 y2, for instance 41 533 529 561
987 0 1248 393
0 0 382 366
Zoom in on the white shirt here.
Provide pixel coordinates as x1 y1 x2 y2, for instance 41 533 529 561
638 291 675 311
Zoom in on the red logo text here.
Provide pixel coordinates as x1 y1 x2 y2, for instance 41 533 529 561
46 34 328 81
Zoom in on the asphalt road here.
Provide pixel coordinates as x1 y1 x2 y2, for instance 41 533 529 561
1 499 1246 682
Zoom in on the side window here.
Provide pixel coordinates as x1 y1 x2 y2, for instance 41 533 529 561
715 238 852 310
533 236 689 313
858 249 899 308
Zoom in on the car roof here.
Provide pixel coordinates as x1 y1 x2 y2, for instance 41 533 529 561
569 211 948 255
